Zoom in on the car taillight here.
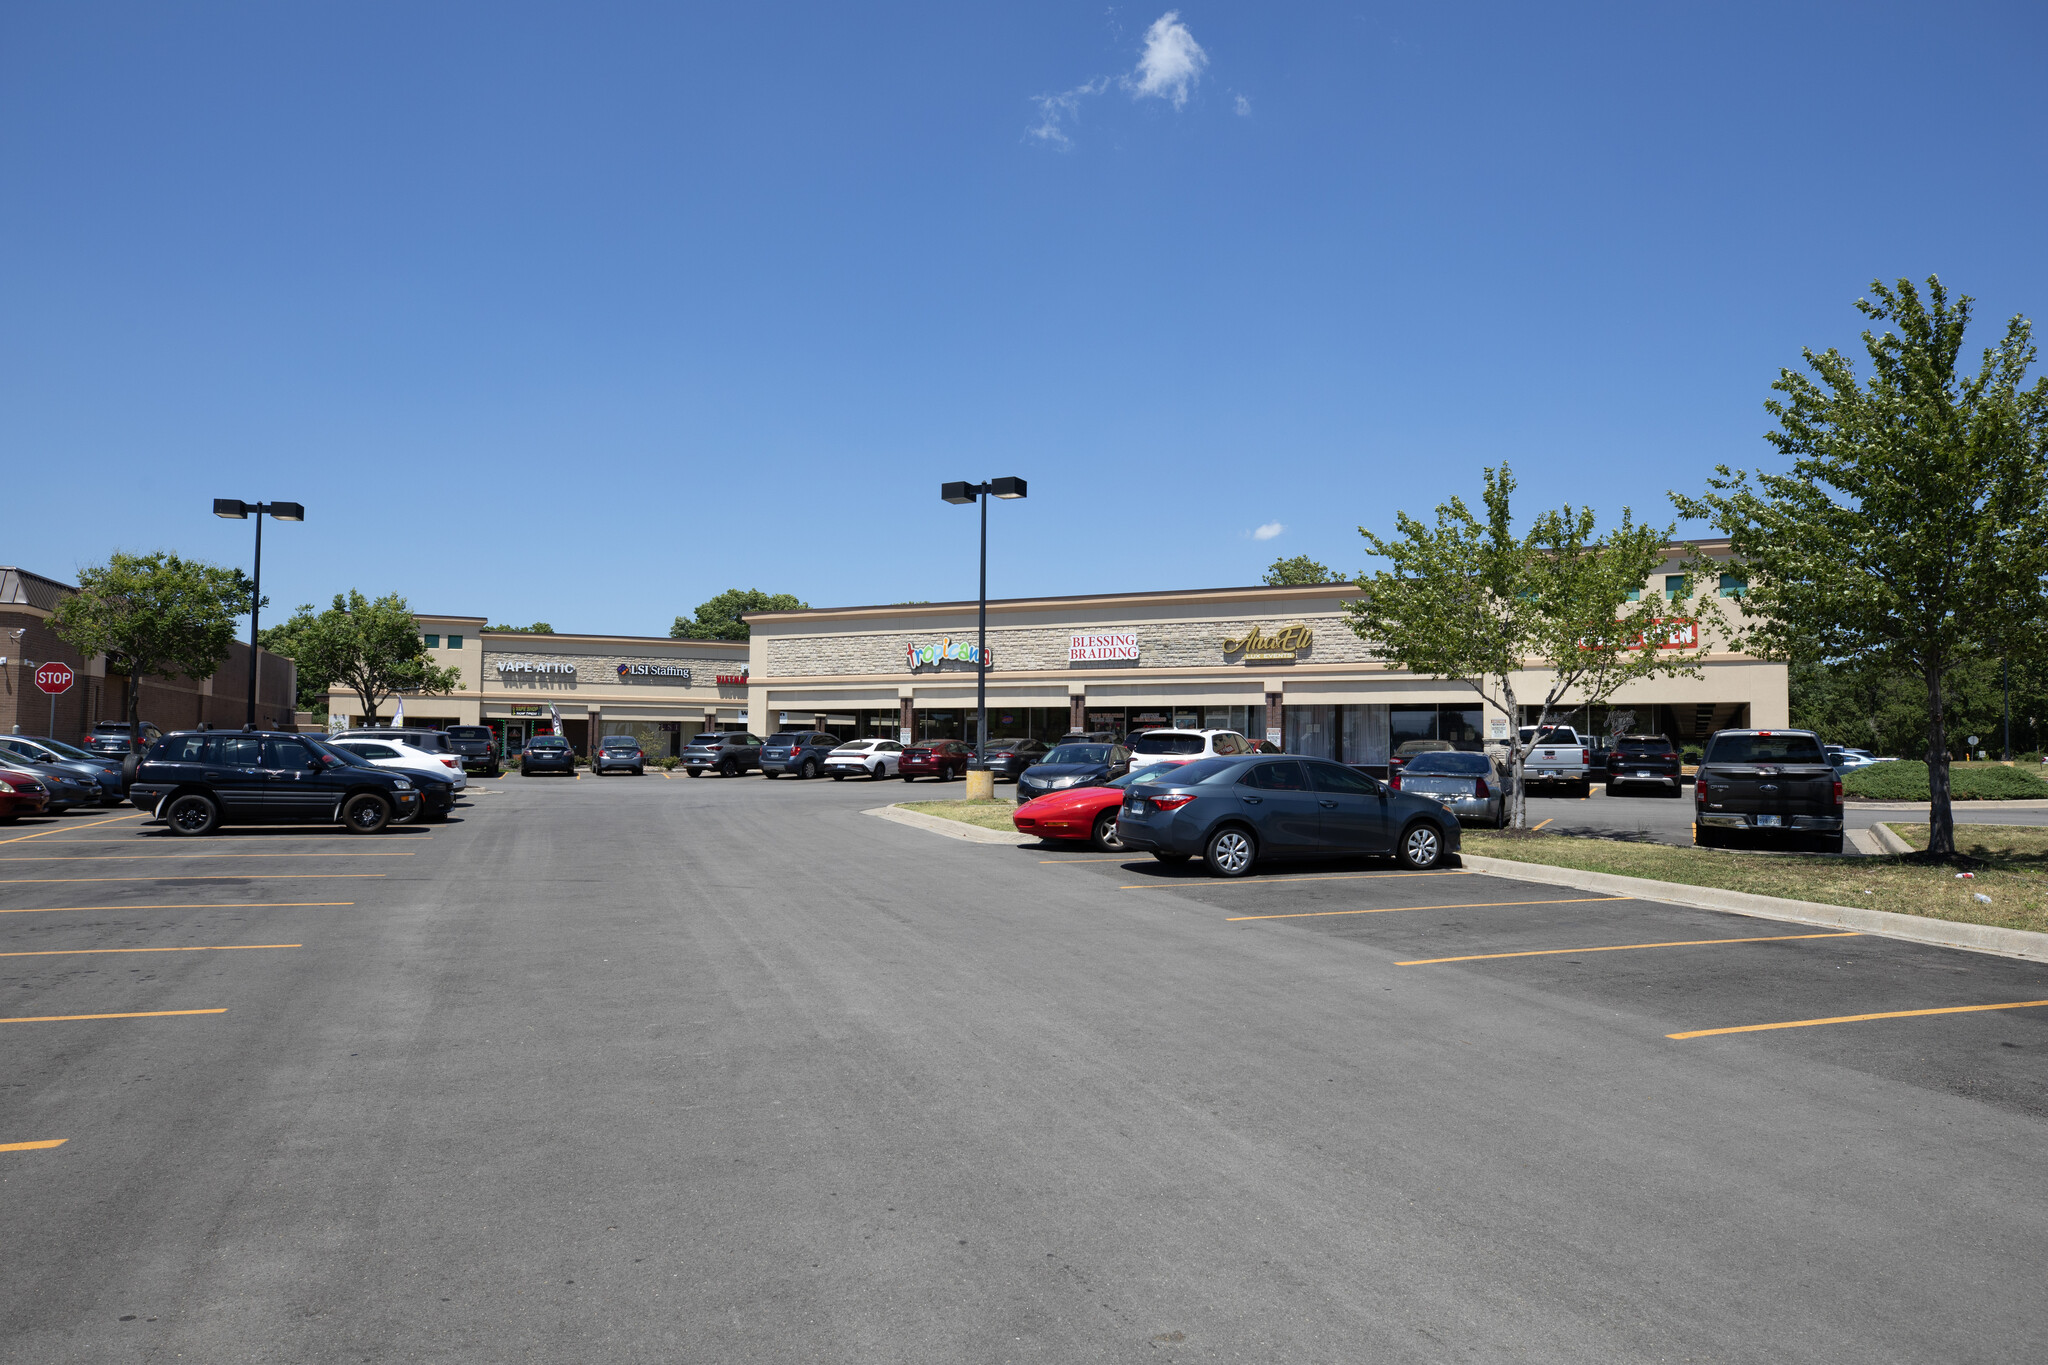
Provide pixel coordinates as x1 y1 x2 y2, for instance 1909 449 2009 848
1833 778 1843 802
441 758 457 767
1695 779 1707 801
1581 749 1589 764
1150 794 1196 811
1389 774 1402 790
1474 778 1489 798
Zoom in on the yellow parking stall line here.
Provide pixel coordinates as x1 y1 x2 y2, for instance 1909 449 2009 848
0 1008 226 1024
1040 857 1136 864
0 852 416 862
1119 870 1473 891
0 874 386 885
0 944 300 959
0 813 147 844
1668 999 2048 1040
1227 896 1630 923
1530 818 1554 831
20 833 432 844
0 902 354 916
1397 931 1862 966
2 1139 67 1152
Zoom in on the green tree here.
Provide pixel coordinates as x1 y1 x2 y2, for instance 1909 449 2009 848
50 551 253 735
1673 277 2048 858
484 622 554 633
294 591 462 725
1263 554 1336 586
1346 465 1710 826
258 605 333 714
671 589 807 641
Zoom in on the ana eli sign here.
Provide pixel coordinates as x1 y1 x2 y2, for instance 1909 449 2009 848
1223 623 1313 662
1068 632 1137 662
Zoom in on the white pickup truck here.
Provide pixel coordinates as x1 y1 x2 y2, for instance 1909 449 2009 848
1517 725 1593 797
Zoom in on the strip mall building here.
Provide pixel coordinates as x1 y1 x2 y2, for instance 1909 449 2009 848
346 544 1782 763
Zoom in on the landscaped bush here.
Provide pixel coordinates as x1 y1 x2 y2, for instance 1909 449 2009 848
1843 760 2048 801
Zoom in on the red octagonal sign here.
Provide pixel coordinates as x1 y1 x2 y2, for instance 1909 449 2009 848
34 662 75 695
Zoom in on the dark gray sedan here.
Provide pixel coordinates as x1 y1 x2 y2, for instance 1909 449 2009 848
1114 754 1462 876
519 736 577 776
0 735 124 805
0 749 103 813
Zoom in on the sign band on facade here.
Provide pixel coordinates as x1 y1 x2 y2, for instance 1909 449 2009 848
497 661 577 675
1068 632 1138 662
616 663 692 680
1223 623 1313 661
907 637 993 672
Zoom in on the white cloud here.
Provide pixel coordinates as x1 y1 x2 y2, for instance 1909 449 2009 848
1126 11 1208 109
1028 77 1109 147
1235 93 1251 117
1027 11 1209 145
1252 521 1284 541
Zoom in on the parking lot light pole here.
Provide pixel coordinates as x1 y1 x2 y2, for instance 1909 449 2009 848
941 477 1027 797
214 499 305 728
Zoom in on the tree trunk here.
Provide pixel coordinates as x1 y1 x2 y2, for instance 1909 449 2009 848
1925 664 1954 858
1500 681 1526 828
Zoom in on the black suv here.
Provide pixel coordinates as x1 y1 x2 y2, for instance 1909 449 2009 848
444 725 502 777
82 720 163 759
130 730 422 836
1693 728 1843 853
680 733 762 778
1604 734 1683 795
760 732 842 779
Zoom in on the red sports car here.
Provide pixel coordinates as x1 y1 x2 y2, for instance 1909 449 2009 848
1013 774 1134 849
0 768 51 824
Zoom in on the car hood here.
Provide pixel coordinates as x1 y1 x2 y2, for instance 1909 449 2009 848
1017 786 1123 815
1020 763 1110 782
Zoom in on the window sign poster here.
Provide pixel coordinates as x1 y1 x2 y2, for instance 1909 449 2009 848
1266 726 1283 746
900 727 913 744
1489 717 1510 739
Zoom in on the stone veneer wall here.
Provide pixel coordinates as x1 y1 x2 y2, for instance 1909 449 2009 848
765 613 1376 678
483 650 738 697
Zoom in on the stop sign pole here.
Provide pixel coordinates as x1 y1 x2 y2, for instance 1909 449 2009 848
31 660 74 738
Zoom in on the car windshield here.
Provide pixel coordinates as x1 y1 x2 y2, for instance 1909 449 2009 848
1616 739 1671 754
1706 733 1827 763
1403 752 1492 775
36 739 97 761
1044 745 1110 765
1130 733 1207 755
1144 757 1244 786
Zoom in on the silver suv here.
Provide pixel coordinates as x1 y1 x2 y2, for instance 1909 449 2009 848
680 732 763 778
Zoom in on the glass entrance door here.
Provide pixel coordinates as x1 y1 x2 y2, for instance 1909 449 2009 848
500 722 526 757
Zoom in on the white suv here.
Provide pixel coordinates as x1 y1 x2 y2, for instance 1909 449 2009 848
1125 729 1254 772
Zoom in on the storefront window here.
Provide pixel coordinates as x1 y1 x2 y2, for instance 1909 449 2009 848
1342 704 1389 766
1441 706 1484 749
1390 705 1438 747
1284 704 1337 760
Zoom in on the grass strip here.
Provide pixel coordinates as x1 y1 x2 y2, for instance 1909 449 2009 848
897 799 1024 834
1462 826 2048 936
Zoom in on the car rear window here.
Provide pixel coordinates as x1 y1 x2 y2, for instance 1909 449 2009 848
447 727 491 739
1153 758 1249 786
767 734 800 745
1130 733 1207 755
1403 752 1491 775
1616 739 1671 755
1705 733 1827 763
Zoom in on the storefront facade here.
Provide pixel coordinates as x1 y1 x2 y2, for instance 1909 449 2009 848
324 616 751 758
741 549 1787 766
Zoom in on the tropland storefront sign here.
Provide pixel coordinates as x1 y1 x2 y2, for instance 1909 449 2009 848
1223 623 1313 661
907 637 993 672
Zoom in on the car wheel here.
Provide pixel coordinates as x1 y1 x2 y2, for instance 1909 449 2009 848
871 765 886 780
1695 825 1725 849
1495 801 1510 830
832 772 845 781
164 793 221 837
342 793 392 835
1152 851 1191 864
520 765 530 776
1815 831 1845 855
423 808 450 823
1397 821 1445 870
1092 810 1126 852
800 758 820 780
719 761 735 777
1205 826 1256 877
635 767 644 776
902 774 916 782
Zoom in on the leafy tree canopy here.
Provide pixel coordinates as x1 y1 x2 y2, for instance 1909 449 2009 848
671 589 807 641
292 591 462 725
50 551 253 732
258 605 333 714
1672 276 2048 858
484 622 554 633
1263 555 1337 586
1346 464 1707 827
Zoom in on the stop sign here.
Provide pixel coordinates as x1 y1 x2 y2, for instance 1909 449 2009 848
34 662 74 695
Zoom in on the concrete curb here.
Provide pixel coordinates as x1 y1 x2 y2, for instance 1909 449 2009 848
864 804 1036 845
1870 822 1915 855
1847 798 2048 810
1457 853 2048 964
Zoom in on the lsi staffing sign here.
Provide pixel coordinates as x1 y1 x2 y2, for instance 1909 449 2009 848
1068 632 1138 662
617 663 692 682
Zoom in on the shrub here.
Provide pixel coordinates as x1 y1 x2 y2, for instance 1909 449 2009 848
1843 761 2048 802
660 756 679 770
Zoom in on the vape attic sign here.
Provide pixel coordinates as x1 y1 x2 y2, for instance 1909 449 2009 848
498 661 577 675
1224 623 1314 662
1068 632 1138 662
617 663 692 682
907 637 993 672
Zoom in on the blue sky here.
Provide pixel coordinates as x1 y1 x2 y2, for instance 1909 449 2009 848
5 3 2045 637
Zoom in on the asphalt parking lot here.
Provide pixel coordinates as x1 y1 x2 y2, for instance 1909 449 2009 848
3 773 2045 1362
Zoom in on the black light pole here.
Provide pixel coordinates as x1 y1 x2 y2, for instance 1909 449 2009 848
941 477 1027 772
214 499 305 727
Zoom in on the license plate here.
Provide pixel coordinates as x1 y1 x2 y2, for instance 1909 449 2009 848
1636 771 1653 778
1129 800 1147 814
1755 814 1783 827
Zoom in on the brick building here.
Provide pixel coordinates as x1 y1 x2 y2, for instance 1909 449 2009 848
1 566 297 743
